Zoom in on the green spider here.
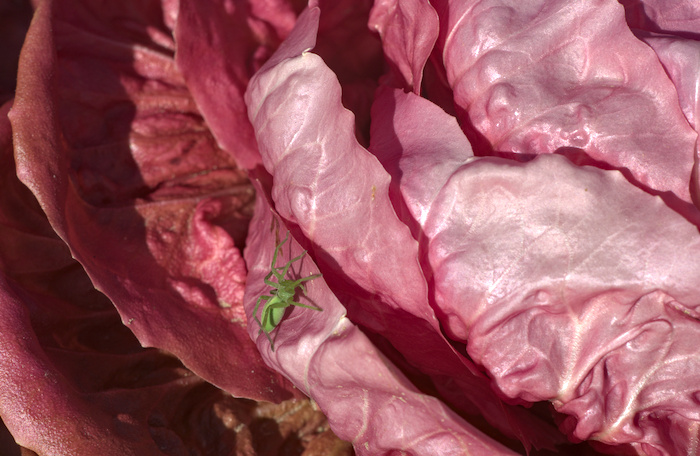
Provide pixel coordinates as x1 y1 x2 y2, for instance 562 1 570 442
253 231 322 351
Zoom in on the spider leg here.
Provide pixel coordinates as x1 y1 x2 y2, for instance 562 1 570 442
289 273 323 291
288 300 322 312
269 231 289 271
259 323 276 351
253 295 272 329
263 273 279 288
278 249 309 277
288 249 309 265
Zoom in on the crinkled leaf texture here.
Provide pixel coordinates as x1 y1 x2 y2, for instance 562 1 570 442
10 0 296 402
637 34 700 133
632 32 700 205
429 159 700 455
246 4 572 454
372 86 700 455
433 0 697 202
243 186 519 456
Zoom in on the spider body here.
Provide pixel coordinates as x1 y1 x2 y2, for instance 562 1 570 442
253 232 322 350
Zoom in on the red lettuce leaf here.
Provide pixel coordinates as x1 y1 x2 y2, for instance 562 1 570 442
620 0 700 36
634 34 700 133
246 5 572 452
375 85 700 454
0 274 177 455
369 85 474 232
242 181 522 456
432 0 697 202
427 155 700 455
1 99 202 455
368 0 439 93
2 3 349 454
312 0 384 146
174 0 301 170
629 31 700 206
10 0 295 402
